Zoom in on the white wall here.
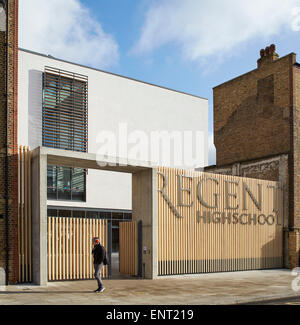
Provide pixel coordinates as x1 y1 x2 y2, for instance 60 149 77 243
18 49 208 210
0 7 6 32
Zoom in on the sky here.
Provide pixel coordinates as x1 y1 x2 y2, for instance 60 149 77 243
19 0 300 165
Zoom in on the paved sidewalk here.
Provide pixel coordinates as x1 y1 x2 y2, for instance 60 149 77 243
0 269 299 305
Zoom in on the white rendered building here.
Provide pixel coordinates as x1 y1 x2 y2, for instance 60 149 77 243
18 48 208 251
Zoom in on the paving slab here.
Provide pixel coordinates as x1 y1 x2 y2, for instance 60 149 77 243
0 269 299 305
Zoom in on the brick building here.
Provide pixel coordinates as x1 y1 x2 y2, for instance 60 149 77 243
205 44 300 269
0 0 19 285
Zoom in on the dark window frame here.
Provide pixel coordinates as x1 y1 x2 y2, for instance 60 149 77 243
47 208 132 222
47 165 87 202
42 66 88 153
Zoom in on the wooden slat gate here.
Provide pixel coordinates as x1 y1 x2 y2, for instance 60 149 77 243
157 167 284 276
119 221 138 276
48 217 108 281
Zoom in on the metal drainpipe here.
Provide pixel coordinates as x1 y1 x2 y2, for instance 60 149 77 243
4 0 9 286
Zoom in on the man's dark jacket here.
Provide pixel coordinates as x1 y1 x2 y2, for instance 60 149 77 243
92 244 106 265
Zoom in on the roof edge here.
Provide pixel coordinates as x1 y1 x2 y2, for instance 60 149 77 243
19 48 208 101
213 52 297 89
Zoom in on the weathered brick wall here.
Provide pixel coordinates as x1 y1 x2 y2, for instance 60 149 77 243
292 65 300 229
210 48 300 268
287 64 300 268
0 28 6 282
288 231 300 269
0 0 19 284
214 52 295 166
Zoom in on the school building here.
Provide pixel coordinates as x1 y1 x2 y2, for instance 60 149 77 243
0 0 298 286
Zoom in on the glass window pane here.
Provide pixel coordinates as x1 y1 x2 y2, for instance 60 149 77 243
73 210 86 218
58 210 71 218
47 165 86 202
124 213 132 221
47 165 57 200
57 167 71 200
47 209 57 217
112 228 119 253
112 212 124 220
112 220 119 227
86 211 98 219
99 212 111 220
72 168 86 201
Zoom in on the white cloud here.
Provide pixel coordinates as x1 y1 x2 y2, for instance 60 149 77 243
291 7 300 31
133 0 300 62
19 0 119 68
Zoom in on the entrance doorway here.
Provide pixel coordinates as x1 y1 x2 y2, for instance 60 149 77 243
118 221 143 278
31 146 155 285
111 219 120 279
47 208 132 280
110 217 138 279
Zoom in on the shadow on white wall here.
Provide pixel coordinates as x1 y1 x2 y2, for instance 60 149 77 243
28 69 43 150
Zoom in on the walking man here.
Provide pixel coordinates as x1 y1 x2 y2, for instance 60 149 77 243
92 237 106 293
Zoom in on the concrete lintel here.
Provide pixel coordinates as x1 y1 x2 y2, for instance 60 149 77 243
31 146 156 173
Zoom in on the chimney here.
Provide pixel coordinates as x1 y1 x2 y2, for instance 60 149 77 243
257 44 279 68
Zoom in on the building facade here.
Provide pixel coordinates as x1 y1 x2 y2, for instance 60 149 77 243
1 0 295 286
205 45 300 269
1 0 208 284
18 48 208 213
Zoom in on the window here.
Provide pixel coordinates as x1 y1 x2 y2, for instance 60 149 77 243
43 66 88 152
112 212 124 220
124 213 132 221
58 210 71 218
72 210 86 218
47 209 58 218
47 165 57 200
72 168 86 201
57 166 71 200
47 165 86 202
47 208 132 220
86 211 98 219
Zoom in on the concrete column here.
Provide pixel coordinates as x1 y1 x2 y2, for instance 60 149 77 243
132 168 158 279
31 148 48 285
